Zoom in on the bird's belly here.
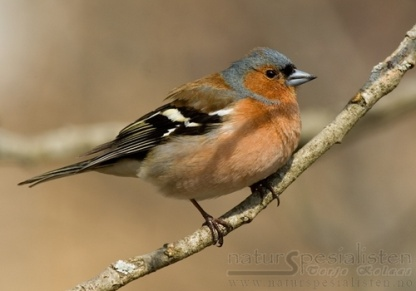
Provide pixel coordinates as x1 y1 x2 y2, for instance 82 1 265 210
138 124 298 200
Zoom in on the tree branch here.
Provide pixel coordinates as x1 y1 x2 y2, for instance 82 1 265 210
17 24 416 290
0 123 124 163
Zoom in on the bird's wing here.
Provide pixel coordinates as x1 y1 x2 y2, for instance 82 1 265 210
80 79 238 170
18 74 241 186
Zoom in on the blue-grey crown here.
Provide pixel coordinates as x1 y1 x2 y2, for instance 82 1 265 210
229 48 293 75
222 48 293 88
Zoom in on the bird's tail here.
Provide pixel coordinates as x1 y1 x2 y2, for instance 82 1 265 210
18 160 92 187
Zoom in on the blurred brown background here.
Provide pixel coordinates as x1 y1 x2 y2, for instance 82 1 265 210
1 1 416 290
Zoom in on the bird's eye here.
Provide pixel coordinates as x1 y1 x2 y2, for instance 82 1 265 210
265 69 277 79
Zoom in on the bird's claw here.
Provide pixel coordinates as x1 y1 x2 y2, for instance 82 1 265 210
250 180 281 206
190 199 232 247
202 216 232 247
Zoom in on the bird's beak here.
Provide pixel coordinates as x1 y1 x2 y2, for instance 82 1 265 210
286 69 316 87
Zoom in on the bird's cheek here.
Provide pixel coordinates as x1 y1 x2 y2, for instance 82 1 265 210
243 72 290 102
242 71 265 94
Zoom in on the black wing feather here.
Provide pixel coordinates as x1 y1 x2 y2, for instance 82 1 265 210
79 104 224 170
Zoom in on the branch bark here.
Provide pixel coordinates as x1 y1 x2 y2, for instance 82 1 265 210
17 25 416 290
0 123 124 163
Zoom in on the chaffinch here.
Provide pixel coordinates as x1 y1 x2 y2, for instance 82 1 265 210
19 47 315 246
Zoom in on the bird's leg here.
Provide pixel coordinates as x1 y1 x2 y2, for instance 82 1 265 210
190 199 232 247
250 179 281 206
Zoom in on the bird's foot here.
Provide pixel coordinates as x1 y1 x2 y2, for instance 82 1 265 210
190 199 232 247
202 215 232 247
250 179 281 206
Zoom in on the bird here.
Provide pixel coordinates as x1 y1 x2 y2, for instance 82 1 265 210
19 47 316 246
